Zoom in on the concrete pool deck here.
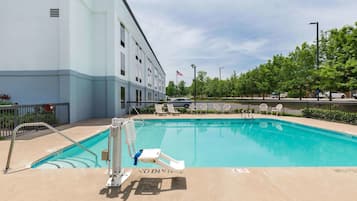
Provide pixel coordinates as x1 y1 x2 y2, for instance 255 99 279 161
1 115 357 201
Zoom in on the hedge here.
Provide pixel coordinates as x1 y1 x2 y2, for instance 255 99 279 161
302 108 357 125
0 101 12 105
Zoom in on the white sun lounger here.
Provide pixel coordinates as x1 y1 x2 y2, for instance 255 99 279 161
154 104 168 116
188 104 196 113
123 120 185 172
167 104 180 115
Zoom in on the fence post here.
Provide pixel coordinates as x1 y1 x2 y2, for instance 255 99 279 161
67 103 70 124
13 105 18 133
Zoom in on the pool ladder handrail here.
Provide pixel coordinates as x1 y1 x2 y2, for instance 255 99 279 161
4 122 98 174
129 106 144 125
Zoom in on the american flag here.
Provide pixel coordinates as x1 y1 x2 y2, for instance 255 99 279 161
176 70 183 76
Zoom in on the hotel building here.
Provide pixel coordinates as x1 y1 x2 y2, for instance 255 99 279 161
0 0 166 122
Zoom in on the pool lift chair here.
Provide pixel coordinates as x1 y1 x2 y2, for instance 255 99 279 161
103 118 185 187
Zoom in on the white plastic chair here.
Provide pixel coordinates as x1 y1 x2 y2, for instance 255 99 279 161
222 104 231 113
123 120 185 171
198 103 208 114
213 103 221 113
271 104 283 116
259 103 268 114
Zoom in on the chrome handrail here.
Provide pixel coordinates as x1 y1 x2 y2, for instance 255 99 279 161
129 106 144 125
4 122 98 173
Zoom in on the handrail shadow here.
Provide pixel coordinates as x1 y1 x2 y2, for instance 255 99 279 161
3 167 30 175
99 177 187 200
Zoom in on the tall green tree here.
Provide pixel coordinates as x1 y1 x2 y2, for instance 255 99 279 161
166 81 177 97
285 43 315 99
191 71 208 98
320 24 357 93
165 21 357 99
177 80 189 96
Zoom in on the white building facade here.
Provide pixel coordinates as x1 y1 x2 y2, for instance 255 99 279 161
0 0 166 122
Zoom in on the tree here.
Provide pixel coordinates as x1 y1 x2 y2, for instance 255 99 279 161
190 71 208 98
166 81 177 97
166 21 357 99
320 24 357 95
285 43 315 99
177 81 189 96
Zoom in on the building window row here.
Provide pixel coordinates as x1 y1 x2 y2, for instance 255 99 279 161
120 52 125 76
121 87 125 109
148 92 152 101
122 27 163 88
120 23 125 48
135 89 142 106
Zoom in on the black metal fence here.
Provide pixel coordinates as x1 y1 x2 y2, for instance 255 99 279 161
0 103 70 137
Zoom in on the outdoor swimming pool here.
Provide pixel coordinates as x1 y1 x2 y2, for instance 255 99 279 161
32 118 357 168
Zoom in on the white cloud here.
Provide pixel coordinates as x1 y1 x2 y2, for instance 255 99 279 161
129 0 357 85
135 11 269 83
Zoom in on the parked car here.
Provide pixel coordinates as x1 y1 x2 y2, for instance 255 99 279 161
353 93 357 99
315 92 325 99
271 92 288 98
169 98 192 108
324 92 346 99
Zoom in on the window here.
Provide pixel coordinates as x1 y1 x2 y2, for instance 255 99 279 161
50 8 60 17
139 90 142 105
148 92 152 101
120 23 125 47
121 87 125 109
135 42 139 60
120 52 125 76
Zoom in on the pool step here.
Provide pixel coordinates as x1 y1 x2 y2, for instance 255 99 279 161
37 157 94 169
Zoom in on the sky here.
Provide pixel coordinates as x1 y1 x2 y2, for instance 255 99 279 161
129 0 357 85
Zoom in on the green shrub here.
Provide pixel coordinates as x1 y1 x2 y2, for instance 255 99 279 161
20 112 58 125
302 108 357 125
0 111 58 130
177 108 188 113
0 101 12 105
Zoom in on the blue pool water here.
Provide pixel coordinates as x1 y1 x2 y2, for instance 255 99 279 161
32 119 357 168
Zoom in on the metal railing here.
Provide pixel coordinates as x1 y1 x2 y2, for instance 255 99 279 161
4 122 98 173
129 105 144 125
126 100 357 116
0 103 69 137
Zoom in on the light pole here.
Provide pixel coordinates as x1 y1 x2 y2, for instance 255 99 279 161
219 67 224 80
310 21 320 101
191 64 197 111
309 22 319 68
